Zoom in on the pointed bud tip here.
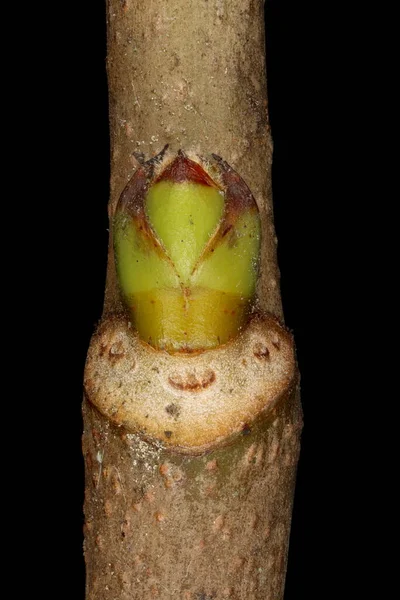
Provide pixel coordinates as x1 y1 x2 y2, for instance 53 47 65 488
156 154 217 187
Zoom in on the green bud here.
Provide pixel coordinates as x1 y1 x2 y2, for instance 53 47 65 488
113 150 261 352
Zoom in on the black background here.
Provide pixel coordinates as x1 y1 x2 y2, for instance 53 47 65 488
31 1 357 598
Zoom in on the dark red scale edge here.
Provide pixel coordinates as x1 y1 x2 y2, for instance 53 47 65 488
156 153 217 187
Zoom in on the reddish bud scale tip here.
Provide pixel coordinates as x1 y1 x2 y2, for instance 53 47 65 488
220 167 257 217
211 152 258 217
115 166 149 216
156 154 218 187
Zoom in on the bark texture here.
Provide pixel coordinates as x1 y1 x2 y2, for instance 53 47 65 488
83 386 302 600
83 1 302 598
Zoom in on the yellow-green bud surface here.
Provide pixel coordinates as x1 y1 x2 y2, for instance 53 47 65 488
114 153 261 352
145 180 224 283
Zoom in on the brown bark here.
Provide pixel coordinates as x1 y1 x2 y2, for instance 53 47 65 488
83 1 302 598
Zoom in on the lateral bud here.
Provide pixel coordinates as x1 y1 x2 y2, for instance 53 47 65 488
114 150 261 352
